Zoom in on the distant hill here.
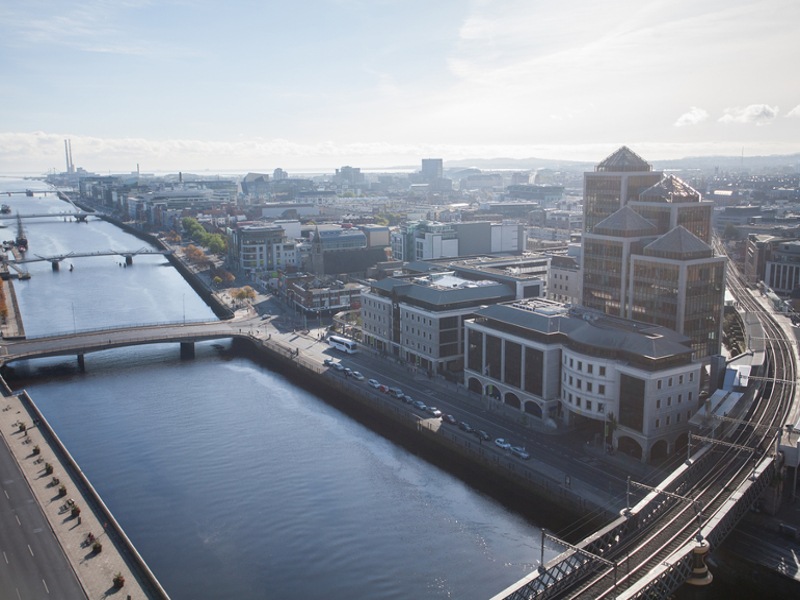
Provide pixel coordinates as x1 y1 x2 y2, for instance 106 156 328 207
444 153 800 173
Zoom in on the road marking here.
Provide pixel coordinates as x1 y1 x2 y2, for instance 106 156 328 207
42 578 50 594
15 515 21 526
3 551 8 564
3 489 8 499
27 544 33 557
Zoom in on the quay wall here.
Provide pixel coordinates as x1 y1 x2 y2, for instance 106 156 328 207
1 378 171 599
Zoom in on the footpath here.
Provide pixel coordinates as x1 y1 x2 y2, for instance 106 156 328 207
1 274 168 599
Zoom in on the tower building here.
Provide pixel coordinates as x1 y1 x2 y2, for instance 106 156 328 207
581 147 726 359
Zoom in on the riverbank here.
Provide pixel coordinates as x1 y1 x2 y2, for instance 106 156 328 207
0 379 169 598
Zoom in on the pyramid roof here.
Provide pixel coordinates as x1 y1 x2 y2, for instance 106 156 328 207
638 175 700 203
643 226 713 259
593 205 657 237
596 146 652 173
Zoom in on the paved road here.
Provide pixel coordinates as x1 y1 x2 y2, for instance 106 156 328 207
0 432 86 599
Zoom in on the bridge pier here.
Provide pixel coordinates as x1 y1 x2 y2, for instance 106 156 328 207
51 261 59 271
180 342 195 360
77 354 85 372
125 255 133 266
685 541 713 587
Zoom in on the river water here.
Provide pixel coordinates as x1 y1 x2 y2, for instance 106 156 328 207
1 179 550 599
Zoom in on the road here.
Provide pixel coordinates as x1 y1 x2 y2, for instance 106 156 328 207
0 431 87 599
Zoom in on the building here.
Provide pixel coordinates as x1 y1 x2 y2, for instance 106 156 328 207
464 300 701 463
744 235 800 293
360 272 515 374
391 220 524 262
309 224 389 277
581 147 726 359
281 273 365 321
227 222 296 277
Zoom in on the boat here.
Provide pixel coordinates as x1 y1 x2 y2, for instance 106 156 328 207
1 204 10 214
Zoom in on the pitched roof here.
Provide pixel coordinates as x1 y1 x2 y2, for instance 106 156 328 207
643 226 713 259
596 146 652 173
593 206 657 237
638 174 700 203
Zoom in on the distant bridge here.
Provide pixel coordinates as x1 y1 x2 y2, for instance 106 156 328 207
4 248 174 271
0 211 93 222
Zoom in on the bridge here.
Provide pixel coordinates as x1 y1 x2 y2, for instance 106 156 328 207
0 211 93 222
4 248 175 270
0 319 254 370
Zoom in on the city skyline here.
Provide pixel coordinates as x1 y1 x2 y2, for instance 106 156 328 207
1 0 798 174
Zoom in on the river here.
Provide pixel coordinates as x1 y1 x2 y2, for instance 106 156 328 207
1 179 550 599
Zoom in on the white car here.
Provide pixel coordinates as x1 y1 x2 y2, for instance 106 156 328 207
510 446 530 460
351 371 365 381
368 379 381 388
426 406 442 418
494 438 511 450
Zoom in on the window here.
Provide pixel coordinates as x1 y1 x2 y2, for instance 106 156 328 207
587 382 593 392
669 377 673 387
657 380 662 390
588 364 593 374
656 399 661 409
678 394 682 404
666 416 671 426
578 361 583 372
577 379 582 389
599 366 606 376
667 397 672 407
570 358 574 368
598 403 605 414
690 372 694 382
569 376 573 385
655 418 660 429
586 400 592 411
598 384 605 395
576 397 582 408
679 375 684 385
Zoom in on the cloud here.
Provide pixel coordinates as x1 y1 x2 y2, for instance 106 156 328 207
788 105 800 118
719 104 779 125
674 107 709 127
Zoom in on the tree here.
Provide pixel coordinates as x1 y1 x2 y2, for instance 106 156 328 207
723 223 742 241
183 244 206 263
208 233 227 255
233 286 256 302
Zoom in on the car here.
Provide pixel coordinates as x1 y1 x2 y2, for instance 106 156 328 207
510 446 530 460
332 362 345 371
459 422 474 433
388 387 404 399
378 384 389 393
351 371 365 381
402 394 414 404
442 414 457 425
343 367 353 376
413 400 428 411
323 357 334 366
368 379 381 388
474 429 490 441
494 438 511 450
426 406 442 418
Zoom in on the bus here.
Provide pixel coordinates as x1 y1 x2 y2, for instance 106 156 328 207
328 335 358 354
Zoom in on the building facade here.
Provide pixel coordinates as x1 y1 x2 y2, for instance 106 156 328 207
464 300 701 463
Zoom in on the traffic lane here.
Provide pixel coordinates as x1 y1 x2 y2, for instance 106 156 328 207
0 437 87 599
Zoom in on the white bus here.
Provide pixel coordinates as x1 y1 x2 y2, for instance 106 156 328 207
328 335 358 354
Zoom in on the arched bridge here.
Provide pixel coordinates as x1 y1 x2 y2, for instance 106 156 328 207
0 319 253 369
5 248 174 270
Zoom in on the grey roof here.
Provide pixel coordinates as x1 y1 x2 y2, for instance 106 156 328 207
371 277 514 307
593 206 657 237
596 146 652 173
638 175 700 204
474 304 693 361
643 226 713 259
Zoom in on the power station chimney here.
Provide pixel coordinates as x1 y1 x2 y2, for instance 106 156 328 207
64 140 70 173
68 139 74 173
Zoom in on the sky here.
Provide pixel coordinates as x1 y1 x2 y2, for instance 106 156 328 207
1 0 799 175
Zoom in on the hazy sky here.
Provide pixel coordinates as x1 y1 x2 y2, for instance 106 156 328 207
1 0 798 174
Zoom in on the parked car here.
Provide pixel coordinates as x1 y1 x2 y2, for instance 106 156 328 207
323 358 334 366
402 394 414 404
351 371 365 381
343 367 353 376
442 414 457 425
378 384 389 393
426 406 443 418
459 422 474 433
494 438 511 450
368 379 381 388
332 362 345 371
474 429 490 441
510 446 530 460
388 387 404 399
413 400 428 411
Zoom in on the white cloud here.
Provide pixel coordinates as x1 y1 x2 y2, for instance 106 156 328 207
674 107 709 127
787 105 800 118
719 104 779 125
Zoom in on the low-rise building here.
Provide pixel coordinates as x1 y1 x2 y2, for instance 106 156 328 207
361 271 515 374
464 300 701 463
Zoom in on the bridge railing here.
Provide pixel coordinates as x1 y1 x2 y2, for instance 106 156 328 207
22 319 219 340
